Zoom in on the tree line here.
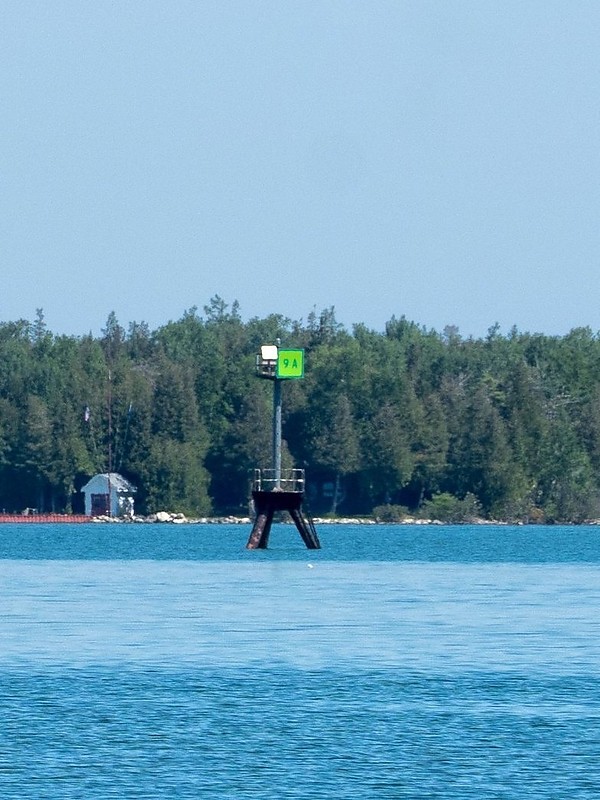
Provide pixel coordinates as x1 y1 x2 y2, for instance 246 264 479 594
1 299 600 522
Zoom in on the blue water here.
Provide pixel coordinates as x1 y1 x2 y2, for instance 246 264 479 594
1 524 600 798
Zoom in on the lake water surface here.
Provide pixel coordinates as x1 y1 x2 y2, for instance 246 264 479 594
1 523 599 798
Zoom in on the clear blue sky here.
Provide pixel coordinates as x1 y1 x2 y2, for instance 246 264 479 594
2 1 599 339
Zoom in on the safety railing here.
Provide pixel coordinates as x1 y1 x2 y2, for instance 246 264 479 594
251 468 305 493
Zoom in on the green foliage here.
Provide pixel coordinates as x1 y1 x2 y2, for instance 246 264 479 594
2 306 600 521
372 504 411 523
143 439 211 517
420 492 482 524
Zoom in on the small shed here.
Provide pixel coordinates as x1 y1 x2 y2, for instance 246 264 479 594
80 473 137 518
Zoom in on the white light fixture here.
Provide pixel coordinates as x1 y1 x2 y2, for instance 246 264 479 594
261 345 278 361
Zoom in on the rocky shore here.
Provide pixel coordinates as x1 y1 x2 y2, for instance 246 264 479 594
91 512 515 525
92 512 378 525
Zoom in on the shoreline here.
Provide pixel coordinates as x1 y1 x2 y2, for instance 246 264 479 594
2 511 600 526
93 512 600 526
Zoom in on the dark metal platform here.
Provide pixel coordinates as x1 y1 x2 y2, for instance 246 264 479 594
246 470 320 549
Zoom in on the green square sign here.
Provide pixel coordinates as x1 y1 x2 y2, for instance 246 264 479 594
277 349 304 379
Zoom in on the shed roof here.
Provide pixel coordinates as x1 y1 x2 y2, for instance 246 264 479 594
80 473 137 494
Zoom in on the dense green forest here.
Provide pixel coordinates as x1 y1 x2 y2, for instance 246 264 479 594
1 298 600 522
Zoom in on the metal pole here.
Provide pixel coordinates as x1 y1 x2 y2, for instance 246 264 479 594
107 368 112 517
273 377 282 488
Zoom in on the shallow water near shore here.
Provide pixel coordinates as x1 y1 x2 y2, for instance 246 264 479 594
1 523 600 798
